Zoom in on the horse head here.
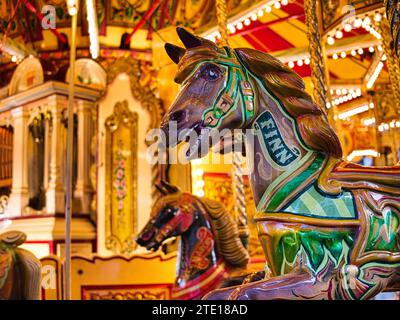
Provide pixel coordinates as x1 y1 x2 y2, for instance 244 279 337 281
160 27 256 160
161 27 342 162
136 180 198 251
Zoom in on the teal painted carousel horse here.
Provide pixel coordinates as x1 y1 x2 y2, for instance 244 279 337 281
160 27 400 300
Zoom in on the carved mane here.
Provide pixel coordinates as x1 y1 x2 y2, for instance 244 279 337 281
197 196 249 268
235 48 343 159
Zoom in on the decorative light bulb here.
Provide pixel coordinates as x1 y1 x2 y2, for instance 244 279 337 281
344 23 352 32
340 51 347 58
335 30 343 39
354 18 363 28
265 6 272 13
332 53 339 60
327 36 335 45
274 2 281 9
357 48 364 55
363 16 371 25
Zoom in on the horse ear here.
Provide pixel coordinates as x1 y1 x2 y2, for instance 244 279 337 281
165 43 186 64
160 180 180 194
176 27 202 49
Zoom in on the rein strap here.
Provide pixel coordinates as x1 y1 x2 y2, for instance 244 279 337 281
202 47 255 128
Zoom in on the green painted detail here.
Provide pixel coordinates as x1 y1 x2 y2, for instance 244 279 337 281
282 184 356 219
365 210 400 252
265 153 325 211
273 229 355 276
201 48 255 128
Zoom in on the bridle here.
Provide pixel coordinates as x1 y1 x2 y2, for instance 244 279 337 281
198 47 256 128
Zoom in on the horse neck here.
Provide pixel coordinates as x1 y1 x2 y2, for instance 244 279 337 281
175 207 223 289
244 84 320 211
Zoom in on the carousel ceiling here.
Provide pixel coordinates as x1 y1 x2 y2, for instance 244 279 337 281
0 0 394 115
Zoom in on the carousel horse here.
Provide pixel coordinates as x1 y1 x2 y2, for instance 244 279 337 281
160 27 400 300
0 231 42 299
136 180 250 299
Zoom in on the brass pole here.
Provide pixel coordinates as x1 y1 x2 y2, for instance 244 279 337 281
303 0 329 111
65 2 78 300
380 19 400 112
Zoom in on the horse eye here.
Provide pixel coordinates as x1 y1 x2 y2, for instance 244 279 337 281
201 65 221 81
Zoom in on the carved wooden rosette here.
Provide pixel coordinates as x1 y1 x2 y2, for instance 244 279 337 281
106 57 165 205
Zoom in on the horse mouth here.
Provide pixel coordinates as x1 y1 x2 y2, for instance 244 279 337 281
145 241 161 251
136 229 161 251
136 237 161 251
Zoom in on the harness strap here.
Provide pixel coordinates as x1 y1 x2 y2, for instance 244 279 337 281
202 47 255 128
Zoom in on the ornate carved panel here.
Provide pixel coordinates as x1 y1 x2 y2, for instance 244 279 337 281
106 57 165 203
105 101 138 255
82 284 172 300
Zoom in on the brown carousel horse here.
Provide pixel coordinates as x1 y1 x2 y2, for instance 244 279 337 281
136 180 250 299
0 230 42 299
160 27 400 300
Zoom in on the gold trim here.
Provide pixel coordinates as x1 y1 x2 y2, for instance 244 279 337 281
106 57 164 133
318 156 342 195
105 101 138 255
254 212 360 228
106 57 166 204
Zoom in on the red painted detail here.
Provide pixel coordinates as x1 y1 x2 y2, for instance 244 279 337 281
124 0 162 45
21 0 67 44
189 227 214 270
171 261 226 300
243 27 294 53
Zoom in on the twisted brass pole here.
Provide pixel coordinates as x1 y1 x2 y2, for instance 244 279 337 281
215 0 248 246
216 0 229 47
303 0 329 111
385 0 400 56
380 19 400 112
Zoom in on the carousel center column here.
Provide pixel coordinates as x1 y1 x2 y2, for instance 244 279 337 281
46 95 67 214
73 100 94 214
6 106 30 217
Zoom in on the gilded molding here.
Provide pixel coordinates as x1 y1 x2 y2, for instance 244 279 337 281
105 100 138 255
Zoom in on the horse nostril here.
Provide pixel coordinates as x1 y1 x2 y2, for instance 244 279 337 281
170 110 186 123
140 230 155 242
